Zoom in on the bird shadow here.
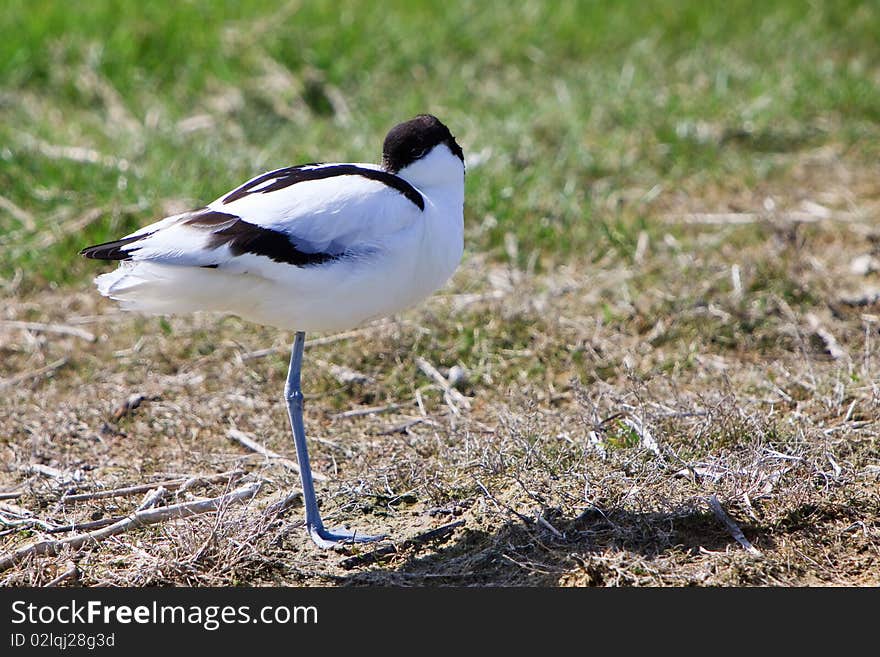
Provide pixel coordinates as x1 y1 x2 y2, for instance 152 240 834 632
331 504 773 586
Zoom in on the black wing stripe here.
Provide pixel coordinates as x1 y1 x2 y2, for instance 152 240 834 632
80 233 155 261
80 209 340 268
221 164 425 210
195 212 339 267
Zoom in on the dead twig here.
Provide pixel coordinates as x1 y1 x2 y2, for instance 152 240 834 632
0 319 96 342
20 133 128 170
315 359 374 385
0 194 35 229
0 512 59 532
0 481 261 573
331 403 400 420
621 416 660 456
806 313 848 361
0 358 68 391
535 512 564 539
44 563 79 588
46 517 123 534
76 65 143 138
61 470 244 502
659 210 864 226
0 501 35 517
237 320 396 361
25 463 77 484
265 491 304 517
136 487 168 511
227 429 326 481
375 418 431 435
305 321 395 347
415 356 472 414
37 207 105 248
236 345 287 361
707 495 762 557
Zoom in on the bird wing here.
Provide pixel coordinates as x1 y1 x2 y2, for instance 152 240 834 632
80 163 425 272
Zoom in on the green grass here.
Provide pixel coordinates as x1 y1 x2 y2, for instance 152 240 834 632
1 0 879 289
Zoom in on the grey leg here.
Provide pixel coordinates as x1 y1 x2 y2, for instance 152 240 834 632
285 331 385 548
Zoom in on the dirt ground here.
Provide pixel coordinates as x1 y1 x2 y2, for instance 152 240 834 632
2 160 879 586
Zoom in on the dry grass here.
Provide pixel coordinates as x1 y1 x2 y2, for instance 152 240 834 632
2 155 879 586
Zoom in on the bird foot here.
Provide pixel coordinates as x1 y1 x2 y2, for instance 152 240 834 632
308 524 386 549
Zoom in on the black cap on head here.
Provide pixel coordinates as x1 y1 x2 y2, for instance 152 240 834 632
382 114 464 173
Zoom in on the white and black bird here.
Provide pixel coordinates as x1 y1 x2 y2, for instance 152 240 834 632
81 114 465 548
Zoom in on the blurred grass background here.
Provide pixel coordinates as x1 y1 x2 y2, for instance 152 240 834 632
0 0 878 289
